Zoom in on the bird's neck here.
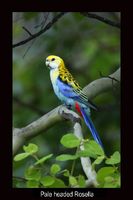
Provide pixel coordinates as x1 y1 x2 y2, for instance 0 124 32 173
50 63 67 84
50 68 59 83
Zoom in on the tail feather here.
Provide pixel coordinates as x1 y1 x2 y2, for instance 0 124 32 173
80 107 103 149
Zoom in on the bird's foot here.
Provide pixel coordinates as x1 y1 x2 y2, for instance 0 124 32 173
63 103 72 110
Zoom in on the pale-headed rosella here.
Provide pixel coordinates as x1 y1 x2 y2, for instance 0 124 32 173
45 55 103 149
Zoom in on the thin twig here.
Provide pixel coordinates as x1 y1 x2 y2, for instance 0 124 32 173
13 176 27 182
80 12 120 29
99 71 120 83
22 38 36 58
108 75 120 83
23 13 50 58
41 12 50 29
34 12 49 29
70 147 79 176
13 12 67 48
22 26 33 36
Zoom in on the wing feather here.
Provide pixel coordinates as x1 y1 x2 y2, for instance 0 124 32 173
57 76 97 110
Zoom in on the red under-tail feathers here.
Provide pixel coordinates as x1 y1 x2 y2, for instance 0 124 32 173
75 102 83 117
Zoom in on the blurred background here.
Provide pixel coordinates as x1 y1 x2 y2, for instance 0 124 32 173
13 12 120 181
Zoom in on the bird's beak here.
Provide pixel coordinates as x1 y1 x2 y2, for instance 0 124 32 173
45 61 50 68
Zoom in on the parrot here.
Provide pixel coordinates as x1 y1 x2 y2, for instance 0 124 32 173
45 55 103 149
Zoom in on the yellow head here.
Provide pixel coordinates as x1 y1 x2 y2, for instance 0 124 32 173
45 55 65 70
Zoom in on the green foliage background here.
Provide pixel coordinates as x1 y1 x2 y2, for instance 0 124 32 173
13 12 120 187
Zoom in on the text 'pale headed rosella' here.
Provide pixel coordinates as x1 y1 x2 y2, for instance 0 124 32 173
45 55 103 149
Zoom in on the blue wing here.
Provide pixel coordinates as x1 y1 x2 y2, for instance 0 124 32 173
56 77 78 98
56 77 97 110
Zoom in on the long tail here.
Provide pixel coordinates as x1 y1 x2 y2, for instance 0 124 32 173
80 107 103 149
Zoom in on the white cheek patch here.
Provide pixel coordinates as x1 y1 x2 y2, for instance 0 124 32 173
50 62 59 69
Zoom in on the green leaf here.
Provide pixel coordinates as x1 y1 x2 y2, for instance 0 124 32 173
63 169 70 177
78 175 86 188
23 143 38 154
105 151 120 165
60 133 80 148
97 167 115 185
78 150 96 158
50 164 61 175
69 176 78 186
14 152 30 161
103 175 119 188
92 155 105 166
34 154 53 165
49 178 66 188
106 173 121 188
26 180 39 188
56 154 79 161
24 166 41 181
40 176 55 187
103 181 117 188
104 176 114 182
117 175 121 187
16 182 26 188
83 140 104 158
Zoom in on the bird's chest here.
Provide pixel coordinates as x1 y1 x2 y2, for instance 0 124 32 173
50 69 63 99
50 70 74 105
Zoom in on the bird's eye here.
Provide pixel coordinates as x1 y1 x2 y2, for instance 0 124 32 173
51 58 55 61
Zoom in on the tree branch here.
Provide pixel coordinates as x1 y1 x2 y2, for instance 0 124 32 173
83 68 120 99
13 67 120 155
13 12 67 48
80 12 120 29
73 122 98 187
13 106 62 155
13 12 120 49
